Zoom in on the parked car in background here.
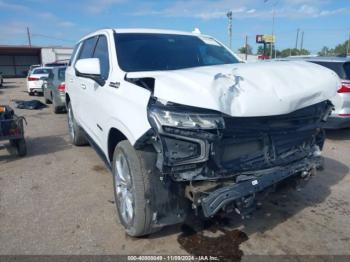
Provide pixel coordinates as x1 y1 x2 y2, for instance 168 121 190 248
28 64 42 73
286 57 350 129
45 59 69 67
43 66 67 113
26 67 52 96
66 28 338 237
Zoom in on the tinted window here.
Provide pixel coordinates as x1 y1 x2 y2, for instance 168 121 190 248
115 33 239 72
343 62 350 80
48 71 54 81
78 36 98 60
33 68 51 74
58 68 66 81
310 61 346 79
69 43 81 66
93 35 110 80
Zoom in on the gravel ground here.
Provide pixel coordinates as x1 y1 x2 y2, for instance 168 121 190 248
1 78 350 258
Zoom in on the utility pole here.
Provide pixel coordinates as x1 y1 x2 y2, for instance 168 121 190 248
270 7 276 58
347 33 350 57
300 31 304 51
26 27 32 47
295 28 300 50
227 11 233 50
245 35 248 61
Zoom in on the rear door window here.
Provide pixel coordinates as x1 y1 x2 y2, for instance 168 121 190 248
78 36 98 60
48 70 54 81
58 68 66 81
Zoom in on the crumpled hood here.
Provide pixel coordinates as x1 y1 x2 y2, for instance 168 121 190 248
127 61 340 117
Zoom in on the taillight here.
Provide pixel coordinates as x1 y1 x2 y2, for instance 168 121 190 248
58 82 65 91
337 82 350 93
28 76 39 81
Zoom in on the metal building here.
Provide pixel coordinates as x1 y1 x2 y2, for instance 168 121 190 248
0 45 73 78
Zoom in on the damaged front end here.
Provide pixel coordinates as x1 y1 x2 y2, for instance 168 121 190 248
143 98 332 218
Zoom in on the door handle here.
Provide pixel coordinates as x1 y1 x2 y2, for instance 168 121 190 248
81 84 86 90
69 79 73 83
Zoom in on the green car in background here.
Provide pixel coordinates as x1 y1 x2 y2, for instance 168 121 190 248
43 66 67 113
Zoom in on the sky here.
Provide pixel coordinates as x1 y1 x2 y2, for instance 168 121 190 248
0 0 349 54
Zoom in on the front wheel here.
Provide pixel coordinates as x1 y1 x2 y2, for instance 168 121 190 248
67 102 88 146
112 140 160 237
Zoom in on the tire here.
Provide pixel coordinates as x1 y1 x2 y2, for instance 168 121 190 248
67 102 88 146
45 97 52 104
53 99 60 114
9 139 16 147
29 92 34 96
15 138 27 157
112 140 160 237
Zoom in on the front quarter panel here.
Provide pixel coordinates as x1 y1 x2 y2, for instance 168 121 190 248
100 79 152 154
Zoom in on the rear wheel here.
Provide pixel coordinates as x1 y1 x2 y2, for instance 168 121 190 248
67 102 88 146
112 140 160 237
28 91 34 96
53 99 60 114
45 94 52 104
15 138 27 157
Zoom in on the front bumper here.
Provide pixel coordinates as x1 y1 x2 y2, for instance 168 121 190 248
322 115 350 129
197 157 319 217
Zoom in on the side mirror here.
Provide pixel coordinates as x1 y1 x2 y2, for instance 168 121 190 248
75 58 105 86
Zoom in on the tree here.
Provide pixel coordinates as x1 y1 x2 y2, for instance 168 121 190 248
238 44 253 55
279 48 310 58
318 39 350 56
257 46 264 55
318 46 331 56
333 40 349 56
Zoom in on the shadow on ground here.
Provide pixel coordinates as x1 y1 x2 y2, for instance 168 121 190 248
326 128 350 140
145 157 348 261
0 134 71 163
0 84 20 89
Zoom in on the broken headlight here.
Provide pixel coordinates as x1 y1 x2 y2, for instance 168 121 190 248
148 107 225 130
147 101 223 167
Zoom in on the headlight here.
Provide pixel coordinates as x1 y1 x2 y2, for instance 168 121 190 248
149 107 225 130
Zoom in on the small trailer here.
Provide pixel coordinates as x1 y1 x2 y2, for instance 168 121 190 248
0 105 27 156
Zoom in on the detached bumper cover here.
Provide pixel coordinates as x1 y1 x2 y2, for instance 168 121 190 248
200 157 319 217
322 116 350 129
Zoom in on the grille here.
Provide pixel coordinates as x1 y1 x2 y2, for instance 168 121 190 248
215 101 330 172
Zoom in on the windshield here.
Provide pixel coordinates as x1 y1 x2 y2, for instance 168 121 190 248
343 62 350 80
33 68 51 75
310 61 349 80
114 33 239 72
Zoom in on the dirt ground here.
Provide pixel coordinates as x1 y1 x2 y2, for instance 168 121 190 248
1 78 350 258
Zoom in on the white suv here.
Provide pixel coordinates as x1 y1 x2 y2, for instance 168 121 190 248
66 28 339 236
